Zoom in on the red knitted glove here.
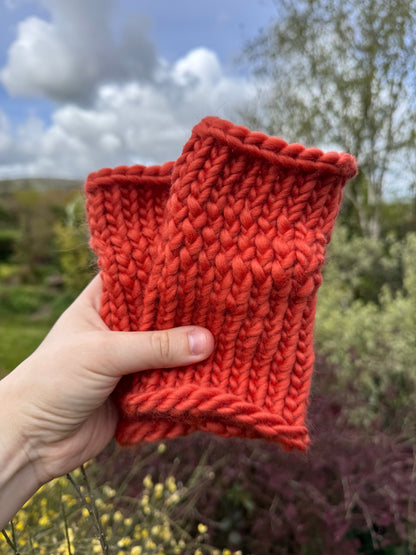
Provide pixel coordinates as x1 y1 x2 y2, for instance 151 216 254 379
85 116 357 451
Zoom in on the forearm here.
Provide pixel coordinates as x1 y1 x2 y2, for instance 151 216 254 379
0 375 42 528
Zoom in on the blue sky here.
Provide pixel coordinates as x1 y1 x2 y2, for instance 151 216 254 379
0 0 277 178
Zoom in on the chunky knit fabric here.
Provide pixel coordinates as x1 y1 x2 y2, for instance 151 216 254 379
85 116 357 451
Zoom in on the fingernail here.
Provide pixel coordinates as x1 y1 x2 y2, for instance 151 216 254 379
188 330 207 355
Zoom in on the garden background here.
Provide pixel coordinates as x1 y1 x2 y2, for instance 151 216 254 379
0 1 415 553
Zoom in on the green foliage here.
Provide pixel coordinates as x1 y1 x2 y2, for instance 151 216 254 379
53 194 95 297
0 229 19 261
316 228 416 433
321 226 403 303
0 284 54 315
12 189 64 281
0 283 72 377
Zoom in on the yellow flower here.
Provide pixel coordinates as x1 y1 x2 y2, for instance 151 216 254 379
39 515 50 526
160 526 171 541
18 538 26 546
82 507 90 518
134 524 142 539
100 513 109 525
151 525 161 536
102 485 116 498
95 498 106 509
143 474 153 489
62 494 77 507
113 510 123 522
145 539 157 550
197 523 208 534
92 539 101 553
194 550 203 555
117 537 132 548
15 520 25 531
157 442 166 454
154 483 164 498
166 492 180 506
124 517 133 527
222 550 232 555
131 547 143 555
143 505 151 515
67 528 74 542
57 476 67 488
141 494 149 506
165 476 177 493
141 529 149 539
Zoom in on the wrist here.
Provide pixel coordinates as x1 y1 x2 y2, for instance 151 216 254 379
0 372 43 528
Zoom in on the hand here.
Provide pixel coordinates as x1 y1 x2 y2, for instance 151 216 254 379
0 275 214 525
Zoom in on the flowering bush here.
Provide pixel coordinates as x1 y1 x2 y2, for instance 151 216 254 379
1 462 242 554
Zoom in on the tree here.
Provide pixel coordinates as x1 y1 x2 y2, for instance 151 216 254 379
244 0 416 237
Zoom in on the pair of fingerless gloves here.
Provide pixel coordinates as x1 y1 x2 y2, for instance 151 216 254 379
85 116 357 452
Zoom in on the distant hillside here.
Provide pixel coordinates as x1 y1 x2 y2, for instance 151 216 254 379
0 177 83 194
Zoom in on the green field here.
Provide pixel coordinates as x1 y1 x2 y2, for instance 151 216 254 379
0 282 73 378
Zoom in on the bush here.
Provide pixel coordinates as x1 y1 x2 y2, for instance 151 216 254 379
0 229 19 261
0 284 55 315
315 230 416 433
1 461 241 554
54 194 95 297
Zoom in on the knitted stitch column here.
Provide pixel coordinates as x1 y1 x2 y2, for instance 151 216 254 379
85 116 357 452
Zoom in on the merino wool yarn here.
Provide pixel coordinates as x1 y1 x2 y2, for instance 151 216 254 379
85 116 357 451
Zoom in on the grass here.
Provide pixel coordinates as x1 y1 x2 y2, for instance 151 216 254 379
0 317 50 377
0 281 73 378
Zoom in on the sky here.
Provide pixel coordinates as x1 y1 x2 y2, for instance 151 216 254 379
0 0 277 179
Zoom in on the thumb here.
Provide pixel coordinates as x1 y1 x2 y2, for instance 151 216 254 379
88 326 215 378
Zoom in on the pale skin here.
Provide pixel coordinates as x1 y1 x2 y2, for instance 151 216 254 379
0 275 214 528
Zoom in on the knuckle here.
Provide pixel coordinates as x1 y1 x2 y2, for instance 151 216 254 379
151 330 173 364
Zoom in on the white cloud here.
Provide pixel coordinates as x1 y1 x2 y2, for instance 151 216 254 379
0 0 157 103
0 0 256 179
0 48 256 179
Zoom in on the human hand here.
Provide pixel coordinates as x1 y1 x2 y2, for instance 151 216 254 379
0 275 214 525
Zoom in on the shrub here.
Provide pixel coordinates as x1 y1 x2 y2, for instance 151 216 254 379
315 230 416 433
0 229 19 262
54 194 95 297
2 463 242 554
